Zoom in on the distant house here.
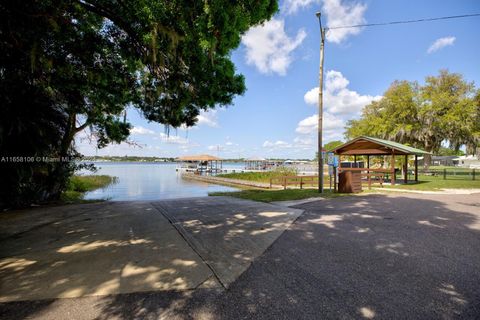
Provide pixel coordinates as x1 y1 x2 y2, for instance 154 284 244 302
453 155 480 168
417 156 458 167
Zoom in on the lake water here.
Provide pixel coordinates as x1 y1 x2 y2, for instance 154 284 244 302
82 162 239 201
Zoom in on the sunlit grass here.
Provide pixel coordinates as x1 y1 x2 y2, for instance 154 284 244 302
61 175 117 202
386 175 480 191
209 188 344 202
217 168 299 183
217 170 332 187
211 174 480 202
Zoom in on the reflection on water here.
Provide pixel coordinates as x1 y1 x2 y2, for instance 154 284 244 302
82 162 238 201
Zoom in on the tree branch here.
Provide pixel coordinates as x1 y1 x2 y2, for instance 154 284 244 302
75 0 144 53
75 121 89 133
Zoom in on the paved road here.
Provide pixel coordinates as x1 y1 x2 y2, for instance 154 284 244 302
1 193 479 319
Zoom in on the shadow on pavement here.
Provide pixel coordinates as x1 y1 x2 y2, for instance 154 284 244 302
98 194 480 319
1 194 480 319
0 201 214 304
0 196 301 319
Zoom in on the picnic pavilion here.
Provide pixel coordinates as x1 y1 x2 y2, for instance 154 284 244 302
330 136 431 185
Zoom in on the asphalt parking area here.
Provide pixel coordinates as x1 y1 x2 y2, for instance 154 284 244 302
1 193 479 319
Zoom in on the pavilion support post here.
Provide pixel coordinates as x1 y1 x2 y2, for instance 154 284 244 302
415 155 418 182
391 152 395 185
367 155 370 173
333 166 337 192
354 155 357 167
404 154 408 184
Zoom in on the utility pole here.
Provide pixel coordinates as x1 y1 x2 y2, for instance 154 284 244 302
316 12 326 193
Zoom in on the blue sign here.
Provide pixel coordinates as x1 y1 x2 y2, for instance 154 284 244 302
327 152 338 167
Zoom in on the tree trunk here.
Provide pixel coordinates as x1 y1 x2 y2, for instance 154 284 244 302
59 113 77 157
423 153 432 170
46 112 78 200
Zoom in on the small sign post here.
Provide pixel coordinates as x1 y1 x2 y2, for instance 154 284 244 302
326 152 339 192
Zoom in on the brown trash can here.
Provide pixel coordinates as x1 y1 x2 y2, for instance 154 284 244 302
338 170 362 193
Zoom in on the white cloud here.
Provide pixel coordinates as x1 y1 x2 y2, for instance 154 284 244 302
298 70 380 146
304 87 318 105
207 141 242 155
283 0 317 15
130 126 155 135
294 112 345 147
293 136 314 149
207 145 222 151
159 133 189 145
293 136 313 145
304 70 381 115
242 18 306 75
427 36 456 54
296 114 318 134
295 112 345 135
263 140 292 149
196 110 219 127
323 0 367 43
262 137 314 153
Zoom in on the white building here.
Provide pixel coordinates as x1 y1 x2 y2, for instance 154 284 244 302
453 155 480 168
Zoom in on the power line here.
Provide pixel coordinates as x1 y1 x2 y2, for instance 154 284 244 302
326 13 480 30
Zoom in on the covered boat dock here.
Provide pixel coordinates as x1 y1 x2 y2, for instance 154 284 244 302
176 154 223 174
245 157 268 171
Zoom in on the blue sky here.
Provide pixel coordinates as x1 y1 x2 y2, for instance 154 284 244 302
77 0 480 159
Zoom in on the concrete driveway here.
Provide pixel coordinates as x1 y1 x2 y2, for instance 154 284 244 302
1 193 479 319
0 197 302 302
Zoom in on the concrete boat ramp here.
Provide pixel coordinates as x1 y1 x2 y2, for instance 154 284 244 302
0 197 303 303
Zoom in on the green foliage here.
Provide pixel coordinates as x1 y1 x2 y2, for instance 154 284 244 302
324 140 344 151
436 147 465 156
273 166 299 176
386 174 480 191
315 140 344 160
218 167 299 183
345 70 479 167
0 0 278 206
61 175 117 202
0 80 73 206
67 175 117 193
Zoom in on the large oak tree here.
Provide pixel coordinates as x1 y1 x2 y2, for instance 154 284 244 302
0 0 278 205
345 70 479 168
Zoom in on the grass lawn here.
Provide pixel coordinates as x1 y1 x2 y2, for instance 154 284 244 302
61 175 117 202
209 188 344 202
421 166 473 172
386 175 480 191
217 171 330 184
217 170 298 183
210 174 480 202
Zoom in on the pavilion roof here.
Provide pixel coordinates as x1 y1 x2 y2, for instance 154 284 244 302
330 136 431 156
176 154 222 161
